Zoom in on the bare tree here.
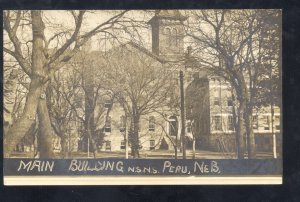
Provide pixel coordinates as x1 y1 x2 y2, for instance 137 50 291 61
102 44 174 158
4 68 18 131
246 10 281 158
3 10 129 158
185 10 281 159
52 51 116 158
46 63 82 158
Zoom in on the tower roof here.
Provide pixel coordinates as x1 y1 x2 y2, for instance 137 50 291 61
154 10 186 20
148 10 187 24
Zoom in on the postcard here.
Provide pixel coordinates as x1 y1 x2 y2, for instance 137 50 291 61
3 9 282 185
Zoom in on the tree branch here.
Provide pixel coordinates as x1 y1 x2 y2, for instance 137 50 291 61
3 11 32 76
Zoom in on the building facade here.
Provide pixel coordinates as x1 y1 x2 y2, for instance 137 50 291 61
71 10 281 155
13 10 280 156
186 75 281 154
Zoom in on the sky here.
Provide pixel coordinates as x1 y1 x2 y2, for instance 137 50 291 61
4 10 210 58
43 10 155 51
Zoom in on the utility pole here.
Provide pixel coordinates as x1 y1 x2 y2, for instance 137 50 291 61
179 70 186 159
271 103 277 159
271 73 277 159
270 59 277 159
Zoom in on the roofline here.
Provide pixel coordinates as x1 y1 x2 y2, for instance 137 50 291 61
127 41 167 64
148 15 187 25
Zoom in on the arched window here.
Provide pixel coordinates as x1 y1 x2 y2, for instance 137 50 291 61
164 27 171 47
149 116 155 131
172 28 178 46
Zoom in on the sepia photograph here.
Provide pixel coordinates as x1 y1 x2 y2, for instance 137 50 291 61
3 9 282 185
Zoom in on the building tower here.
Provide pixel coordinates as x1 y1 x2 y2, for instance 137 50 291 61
148 10 187 60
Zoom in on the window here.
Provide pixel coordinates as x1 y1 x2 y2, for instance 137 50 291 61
253 115 258 129
164 27 171 46
186 121 192 133
228 116 234 131
275 115 280 130
227 99 233 107
213 85 221 106
120 115 126 132
105 141 111 151
120 140 125 149
263 116 270 130
172 28 178 46
150 140 155 150
213 116 222 131
169 117 178 136
149 116 155 132
105 116 111 132
104 100 112 108
214 97 220 106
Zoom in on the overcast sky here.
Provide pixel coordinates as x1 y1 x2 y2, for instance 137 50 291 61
43 10 154 51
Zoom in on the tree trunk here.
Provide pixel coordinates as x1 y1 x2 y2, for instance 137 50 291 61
231 92 240 159
85 112 97 158
37 99 55 158
245 107 256 159
60 134 69 158
131 114 140 158
192 135 196 159
239 73 256 159
179 70 186 159
234 72 249 159
4 11 47 158
175 119 178 159
191 120 196 159
4 78 43 157
237 99 246 159
86 128 97 158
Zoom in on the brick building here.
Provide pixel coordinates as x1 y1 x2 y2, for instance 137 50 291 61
75 10 281 155
46 10 280 156
186 75 281 154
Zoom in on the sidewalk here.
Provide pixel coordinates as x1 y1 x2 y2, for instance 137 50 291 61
9 149 275 159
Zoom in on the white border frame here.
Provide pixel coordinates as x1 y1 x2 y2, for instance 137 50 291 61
4 176 282 185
